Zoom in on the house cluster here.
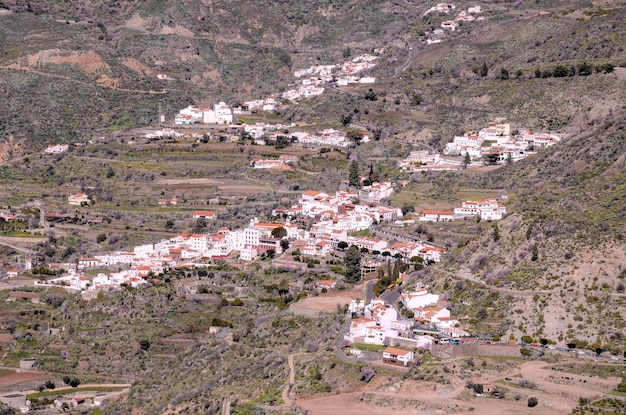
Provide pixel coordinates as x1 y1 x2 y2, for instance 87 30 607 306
440 5 483 31
286 128 369 148
250 154 298 170
249 158 291 170
174 102 235 125
398 150 465 172
44 144 69 155
35 267 146 292
420 198 507 222
273 187 445 262
343 285 468 365
293 53 378 89
142 128 184 140
242 53 378 114
424 3 456 15
443 119 561 162
0 211 19 222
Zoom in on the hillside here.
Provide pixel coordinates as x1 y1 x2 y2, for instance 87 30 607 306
0 0 626 414
422 115 626 350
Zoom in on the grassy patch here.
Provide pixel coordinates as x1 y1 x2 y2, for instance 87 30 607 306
351 344 387 352
26 386 129 399
115 162 166 170
2 232 45 238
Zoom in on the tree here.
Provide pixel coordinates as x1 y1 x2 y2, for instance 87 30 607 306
360 366 376 382
364 88 377 101
527 397 538 407
44 380 55 390
193 217 207 233
479 61 488 77
515 69 524 79
493 222 500 242
526 222 534 240
506 152 512 165
500 67 509 80
280 239 290 252
531 244 539 261
348 160 360 188
539 338 549 346
343 46 351 59
69 378 80 388
340 113 353 126
567 343 576 350
553 65 568 77
337 241 349 251
165 219 174 230
96 233 107 243
139 339 151 351
595 347 604 356
344 245 361 283
473 383 484 395
346 130 363 145
463 152 471 169
271 227 287 239
401 204 415 216
577 61 593 76
232 298 244 306
62 376 71 385
106 166 115 178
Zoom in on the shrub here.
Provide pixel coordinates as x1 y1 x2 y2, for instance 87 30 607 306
360 366 377 382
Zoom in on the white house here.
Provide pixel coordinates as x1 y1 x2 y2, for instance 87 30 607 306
382 347 414 366
400 289 440 310
441 20 458 31
68 193 90 206
419 209 455 222
203 102 233 124
453 199 506 220
44 144 69 155
192 211 216 220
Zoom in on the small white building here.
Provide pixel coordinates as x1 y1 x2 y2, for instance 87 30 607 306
68 193 90 206
382 347 414 366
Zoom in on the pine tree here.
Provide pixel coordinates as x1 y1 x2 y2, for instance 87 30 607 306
348 160 360 188
526 222 534 240
479 61 488 77
493 222 500 242
463 152 471 169
344 245 361 283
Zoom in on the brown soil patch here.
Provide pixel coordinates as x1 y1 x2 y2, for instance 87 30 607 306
121 58 156 77
97 74 121 88
0 136 25 166
289 287 361 315
0 372 52 388
297 359 619 415
19 49 110 74
159 25 195 38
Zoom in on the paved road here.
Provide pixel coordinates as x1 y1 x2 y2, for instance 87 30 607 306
365 280 375 305
335 316 360 365
393 42 424 77
380 285 401 305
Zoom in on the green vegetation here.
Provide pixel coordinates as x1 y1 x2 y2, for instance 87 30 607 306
27 386 128 399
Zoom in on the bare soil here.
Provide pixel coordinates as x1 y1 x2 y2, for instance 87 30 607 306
289 287 362 315
297 359 621 415
0 371 52 388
